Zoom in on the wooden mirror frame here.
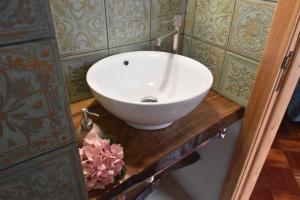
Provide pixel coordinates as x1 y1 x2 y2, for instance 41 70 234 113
221 0 300 199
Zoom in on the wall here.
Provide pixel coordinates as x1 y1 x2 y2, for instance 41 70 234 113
182 0 277 106
171 1 277 198
49 0 187 103
0 0 87 199
50 0 277 106
172 120 242 200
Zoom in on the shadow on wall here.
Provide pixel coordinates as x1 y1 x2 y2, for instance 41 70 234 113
172 120 242 200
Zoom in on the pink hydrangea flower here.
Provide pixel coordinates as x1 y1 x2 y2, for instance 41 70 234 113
79 132 125 190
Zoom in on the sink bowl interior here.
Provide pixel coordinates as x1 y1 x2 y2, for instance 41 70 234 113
87 51 213 130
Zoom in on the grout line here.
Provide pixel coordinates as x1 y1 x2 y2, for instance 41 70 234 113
103 0 110 53
225 0 238 50
0 142 77 172
190 0 197 39
61 40 153 61
0 36 55 48
217 46 228 93
60 48 108 60
186 0 197 57
179 0 187 35
109 40 151 50
149 0 153 41
184 34 260 64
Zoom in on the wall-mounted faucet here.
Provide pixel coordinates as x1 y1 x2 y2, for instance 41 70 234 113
155 15 182 54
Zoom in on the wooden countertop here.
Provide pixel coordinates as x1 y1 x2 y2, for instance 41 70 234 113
70 90 244 199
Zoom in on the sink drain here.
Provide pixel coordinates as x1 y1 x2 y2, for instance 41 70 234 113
141 96 158 103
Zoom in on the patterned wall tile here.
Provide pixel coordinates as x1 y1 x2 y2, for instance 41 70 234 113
62 50 108 103
228 0 276 61
50 0 108 56
150 35 184 53
190 39 226 90
106 0 150 48
184 0 196 36
182 35 192 56
193 0 236 48
151 38 172 52
0 144 88 200
219 52 259 106
151 0 186 39
0 40 75 169
109 42 150 55
0 0 54 45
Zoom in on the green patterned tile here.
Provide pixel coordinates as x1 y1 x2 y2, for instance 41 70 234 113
50 0 108 56
150 35 183 53
182 35 192 56
193 0 236 48
228 0 276 61
0 144 88 200
219 52 259 106
190 39 225 90
106 0 151 48
184 0 196 36
62 50 108 103
0 39 75 169
151 0 186 39
0 0 55 45
109 42 151 55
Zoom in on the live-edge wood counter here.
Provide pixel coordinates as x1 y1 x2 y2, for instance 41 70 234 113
70 91 244 200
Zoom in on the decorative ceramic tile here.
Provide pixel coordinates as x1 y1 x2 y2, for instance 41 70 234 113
50 0 108 56
184 0 196 36
150 35 183 53
0 144 88 200
193 0 236 48
106 0 150 48
151 0 186 39
219 52 259 106
109 42 150 55
190 39 225 90
228 0 276 61
182 35 192 56
0 40 75 169
0 0 54 45
62 50 108 103
151 37 172 52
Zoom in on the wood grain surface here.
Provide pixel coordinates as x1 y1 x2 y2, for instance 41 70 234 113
71 90 244 199
251 119 300 200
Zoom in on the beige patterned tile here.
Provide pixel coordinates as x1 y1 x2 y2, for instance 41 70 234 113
190 39 225 90
151 0 186 39
184 0 196 36
228 0 276 61
219 52 259 106
62 50 108 103
50 0 108 56
193 0 236 48
106 0 150 48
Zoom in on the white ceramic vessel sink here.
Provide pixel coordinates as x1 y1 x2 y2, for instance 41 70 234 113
87 51 213 130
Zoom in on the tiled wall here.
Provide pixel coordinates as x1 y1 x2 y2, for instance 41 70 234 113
182 0 277 106
50 0 276 106
0 1 88 198
50 0 187 103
